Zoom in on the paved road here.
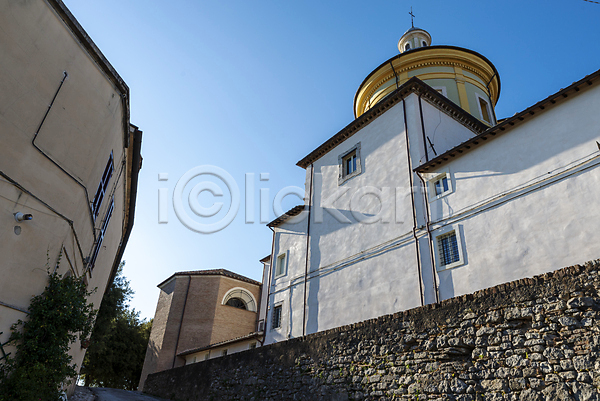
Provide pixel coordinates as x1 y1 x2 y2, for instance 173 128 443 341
91 388 171 401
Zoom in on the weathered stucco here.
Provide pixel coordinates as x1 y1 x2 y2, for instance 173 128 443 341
0 0 140 394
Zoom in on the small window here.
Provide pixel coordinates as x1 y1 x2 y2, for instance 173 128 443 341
221 349 228 356
405 43 411 51
92 152 114 220
434 225 465 271
88 196 114 270
422 41 427 47
343 151 357 176
204 353 209 361
249 342 257 349
225 297 247 310
192 356 197 363
222 287 257 311
434 176 449 196
427 171 452 201
275 253 286 278
476 95 493 124
271 305 282 329
433 86 447 97
338 143 362 184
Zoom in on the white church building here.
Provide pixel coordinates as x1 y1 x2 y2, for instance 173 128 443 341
259 26 600 345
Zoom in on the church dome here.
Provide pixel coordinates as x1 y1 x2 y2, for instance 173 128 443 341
354 27 501 126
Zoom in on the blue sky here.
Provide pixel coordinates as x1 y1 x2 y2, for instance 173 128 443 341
62 0 600 320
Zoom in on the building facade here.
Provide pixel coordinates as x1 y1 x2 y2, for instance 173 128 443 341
260 27 600 345
0 0 142 391
138 269 262 390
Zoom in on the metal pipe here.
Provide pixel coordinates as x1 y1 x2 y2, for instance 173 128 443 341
302 165 314 337
416 172 440 304
485 72 499 124
0 171 85 263
402 100 425 306
262 226 276 343
389 61 400 89
31 71 97 243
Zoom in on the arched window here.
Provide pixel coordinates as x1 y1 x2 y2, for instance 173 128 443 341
222 287 257 312
226 297 246 309
404 43 411 51
422 41 427 47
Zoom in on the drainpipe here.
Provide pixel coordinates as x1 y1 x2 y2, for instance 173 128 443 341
261 226 276 345
485 72 499 124
172 275 191 368
302 165 314 337
402 100 425 306
389 61 400 89
416 172 440 304
32 71 97 242
0 171 85 263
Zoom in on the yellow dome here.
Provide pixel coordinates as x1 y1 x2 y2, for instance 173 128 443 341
354 29 500 125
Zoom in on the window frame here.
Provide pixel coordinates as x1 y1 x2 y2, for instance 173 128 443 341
222 287 257 312
88 196 114 270
274 252 287 279
92 152 114 220
425 170 453 202
338 143 362 185
271 304 283 330
475 93 494 125
433 224 465 271
432 86 447 98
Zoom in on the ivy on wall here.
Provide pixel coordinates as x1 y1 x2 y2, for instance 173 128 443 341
0 269 96 401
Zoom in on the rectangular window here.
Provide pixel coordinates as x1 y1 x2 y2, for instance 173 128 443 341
204 353 209 361
434 176 449 196
427 171 452 201
275 253 286 277
271 305 282 329
92 152 114 220
437 231 460 267
344 151 357 176
88 196 114 270
479 98 491 123
338 143 362 184
221 349 228 356
249 342 257 349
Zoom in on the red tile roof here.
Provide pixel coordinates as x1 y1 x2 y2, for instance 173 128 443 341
157 269 261 288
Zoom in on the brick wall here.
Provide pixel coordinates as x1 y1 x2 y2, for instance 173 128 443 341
144 260 600 400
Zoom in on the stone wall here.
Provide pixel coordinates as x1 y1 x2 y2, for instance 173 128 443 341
144 261 600 400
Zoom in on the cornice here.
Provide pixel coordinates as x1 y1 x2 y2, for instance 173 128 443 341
354 46 501 118
297 77 488 169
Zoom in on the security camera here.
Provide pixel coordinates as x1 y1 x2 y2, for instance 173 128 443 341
14 212 33 222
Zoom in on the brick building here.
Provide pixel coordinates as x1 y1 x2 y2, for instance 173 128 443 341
138 269 262 390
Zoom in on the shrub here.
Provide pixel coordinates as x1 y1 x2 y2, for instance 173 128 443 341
0 269 95 401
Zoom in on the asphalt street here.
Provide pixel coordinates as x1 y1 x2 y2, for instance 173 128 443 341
90 388 171 401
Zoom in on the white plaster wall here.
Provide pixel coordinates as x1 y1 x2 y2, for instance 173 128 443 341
184 339 259 365
419 98 479 163
425 84 600 300
264 94 485 343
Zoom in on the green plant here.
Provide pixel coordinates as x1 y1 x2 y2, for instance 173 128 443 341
0 269 96 401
